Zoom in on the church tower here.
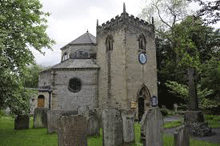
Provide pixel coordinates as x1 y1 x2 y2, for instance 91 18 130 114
96 4 157 119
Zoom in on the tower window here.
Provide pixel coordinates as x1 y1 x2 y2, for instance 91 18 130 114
62 52 68 61
105 35 114 51
138 34 146 51
68 78 81 93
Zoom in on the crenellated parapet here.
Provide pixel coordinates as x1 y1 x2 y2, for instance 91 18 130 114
97 11 154 34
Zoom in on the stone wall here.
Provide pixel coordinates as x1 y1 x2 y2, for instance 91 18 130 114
96 12 157 111
38 70 51 87
51 69 99 111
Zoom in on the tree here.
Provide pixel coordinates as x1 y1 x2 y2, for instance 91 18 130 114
23 64 44 88
190 0 220 24
0 0 55 115
165 16 220 110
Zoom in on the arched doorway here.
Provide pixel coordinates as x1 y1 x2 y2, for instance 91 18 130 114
137 85 151 121
38 95 45 107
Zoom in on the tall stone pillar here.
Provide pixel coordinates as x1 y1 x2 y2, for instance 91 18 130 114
187 67 198 111
184 67 212 136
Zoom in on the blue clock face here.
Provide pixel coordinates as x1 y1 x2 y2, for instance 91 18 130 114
138 53 147 64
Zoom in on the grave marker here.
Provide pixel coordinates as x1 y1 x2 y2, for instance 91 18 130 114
34 108 48 128
102 108 123 146
58 115 87 146
141 108 163 146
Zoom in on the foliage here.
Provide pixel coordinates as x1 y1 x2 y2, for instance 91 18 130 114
165 80 219 110
189 0 220 24
0 0 55 115
200 58 220 102
165 81 188 98
160 107 169 116
23 64 44 88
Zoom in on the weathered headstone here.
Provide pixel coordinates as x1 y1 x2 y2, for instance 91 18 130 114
102 108 123 146
121 111 135 144
78 106 89 115
58 115 87 146
47 110 78 134
34 108 48 128
141 108 163 146
14 115 29 129
174 125 190 146
86 109 100 136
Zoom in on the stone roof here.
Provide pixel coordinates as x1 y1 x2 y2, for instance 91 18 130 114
53 59 99 69
61 31 96 50
40 59 99 73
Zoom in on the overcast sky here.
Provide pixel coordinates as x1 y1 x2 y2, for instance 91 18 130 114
33 0 143 66
33 0 219 66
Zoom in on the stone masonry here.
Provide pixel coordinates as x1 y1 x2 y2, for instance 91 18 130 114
96 5 157 115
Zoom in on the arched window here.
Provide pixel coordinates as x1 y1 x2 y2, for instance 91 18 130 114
68 78 81 93
138 34 146 51
62 52 68 61
105 35 114 51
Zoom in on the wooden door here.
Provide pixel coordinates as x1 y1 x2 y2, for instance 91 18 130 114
38 95 45 107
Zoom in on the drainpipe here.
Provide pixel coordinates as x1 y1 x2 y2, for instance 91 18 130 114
48 89 52 110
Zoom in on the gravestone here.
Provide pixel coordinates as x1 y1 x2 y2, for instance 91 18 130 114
58 115 87 146
174 125 190 146
141 108 163 146
121 111 135 144
47 110 78 134
34 108 48 128
78 106 89 115
86 109 100 136
14 115 29 129
102 108 123 146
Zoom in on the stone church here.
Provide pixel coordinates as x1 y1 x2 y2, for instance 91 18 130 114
35 4 157 120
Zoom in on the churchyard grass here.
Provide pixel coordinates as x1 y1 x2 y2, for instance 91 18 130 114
205 115 220 128
0 116 219 146
163 120 182 128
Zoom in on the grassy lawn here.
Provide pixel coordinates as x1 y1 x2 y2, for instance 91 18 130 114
205 115 220 128
0 116 219 146
163 120 182 128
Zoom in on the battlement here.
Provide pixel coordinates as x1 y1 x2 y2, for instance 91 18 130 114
97 7 154 33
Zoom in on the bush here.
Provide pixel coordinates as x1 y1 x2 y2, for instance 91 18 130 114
160 108 169 116
0 110 5 118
